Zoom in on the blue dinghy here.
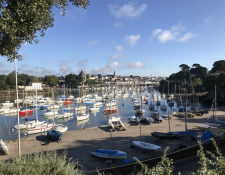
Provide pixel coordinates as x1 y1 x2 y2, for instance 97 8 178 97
91 149 127 159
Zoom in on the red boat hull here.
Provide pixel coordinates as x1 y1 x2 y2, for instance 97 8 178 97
64 101 72 105
19 110 33 115
19 113 33 118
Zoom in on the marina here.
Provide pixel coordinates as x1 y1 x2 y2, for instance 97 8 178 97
0 86 205 142
0 85 222 172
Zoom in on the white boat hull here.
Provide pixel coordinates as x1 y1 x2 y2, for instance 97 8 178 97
0 139 8 155
132 141 161 151
27 123 53 135
77 114 89 121
91 149 127 159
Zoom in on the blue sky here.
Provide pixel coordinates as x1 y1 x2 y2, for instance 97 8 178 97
1 0 225 77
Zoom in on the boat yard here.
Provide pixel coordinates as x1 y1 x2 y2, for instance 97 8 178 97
1 108 224 173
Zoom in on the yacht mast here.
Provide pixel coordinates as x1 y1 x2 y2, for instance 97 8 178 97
15 58 21 159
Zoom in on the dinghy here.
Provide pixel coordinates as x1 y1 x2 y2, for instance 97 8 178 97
91 149 127 159
132 140 161 151
0 139 9 155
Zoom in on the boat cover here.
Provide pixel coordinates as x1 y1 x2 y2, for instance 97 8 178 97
121 158 139 164
168 131 198 136
47 130 63 142
201 131 212 142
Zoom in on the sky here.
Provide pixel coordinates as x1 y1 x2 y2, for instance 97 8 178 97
1 0 225 77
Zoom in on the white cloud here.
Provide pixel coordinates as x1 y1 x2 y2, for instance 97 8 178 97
88 40 99 46
109 2 147 18
77 59 88 67
23 69 34 74
171 24 185 31
35 67 47 74
48 70 55 74
125 34 141 47
107 61 119 68
58 62 72 73
204 17 212 24
178 32 200 42
151 29 162 38
113 22 123 26
125 61 145 68
85 66 112 75
116 45 124 52
158 30 179 43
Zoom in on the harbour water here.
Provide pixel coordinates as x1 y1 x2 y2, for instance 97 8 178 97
0 86 203 141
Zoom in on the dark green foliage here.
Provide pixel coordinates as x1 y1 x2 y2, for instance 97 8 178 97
43 75 58 86
86 74 90 80
85 79 99 86
0 0 90 61
210 60 225 73
190 64 208 80
65 74 81 87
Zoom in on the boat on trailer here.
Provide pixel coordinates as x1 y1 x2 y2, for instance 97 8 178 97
91 149 127 159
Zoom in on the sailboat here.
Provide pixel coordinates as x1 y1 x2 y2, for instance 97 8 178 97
132 95 161 151
19 90 33 115
26 89 53 135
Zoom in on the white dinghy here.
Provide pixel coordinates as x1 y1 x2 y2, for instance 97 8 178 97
0 139 9 155
54 124 68 133
91 149 127 160
131 140 161 151
76 112 89 121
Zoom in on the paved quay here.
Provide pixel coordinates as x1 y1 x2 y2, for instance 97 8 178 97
0 108 224 173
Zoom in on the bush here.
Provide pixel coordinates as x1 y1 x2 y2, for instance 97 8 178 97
0 151 82 175
188 113 197 117
178 112 185 117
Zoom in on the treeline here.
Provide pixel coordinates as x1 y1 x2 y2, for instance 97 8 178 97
160 60 225 104
0 72 99 90
0 71 38 90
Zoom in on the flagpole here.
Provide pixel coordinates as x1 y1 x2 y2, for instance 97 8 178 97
15 58 21 159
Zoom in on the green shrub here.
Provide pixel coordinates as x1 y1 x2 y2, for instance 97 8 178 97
188 113 196 117
0 151 82 175
178 112 185 117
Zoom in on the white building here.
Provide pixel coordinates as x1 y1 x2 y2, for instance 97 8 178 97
25 82 43 91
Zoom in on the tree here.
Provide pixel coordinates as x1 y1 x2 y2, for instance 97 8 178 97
65 74 81 87
203 74 218 92
190 63 207 80
0 75 7 90
6 71 16 89
179 64 190 72
43 75 58 87
210 60 225 73
86 74 90 80
0 0 89 61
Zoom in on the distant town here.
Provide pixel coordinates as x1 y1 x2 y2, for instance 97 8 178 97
19 70 165 91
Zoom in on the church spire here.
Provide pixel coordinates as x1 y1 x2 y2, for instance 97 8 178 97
114 70 115 75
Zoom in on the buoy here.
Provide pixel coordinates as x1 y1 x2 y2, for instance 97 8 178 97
11 129 14 132
24 133 27 136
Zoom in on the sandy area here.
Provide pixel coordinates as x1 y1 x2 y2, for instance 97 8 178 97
1 107 225 173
